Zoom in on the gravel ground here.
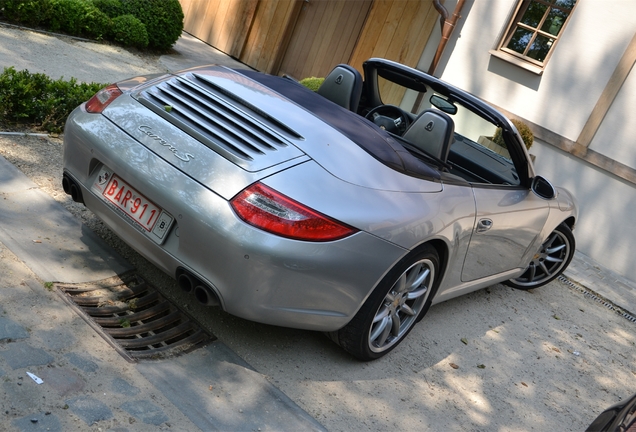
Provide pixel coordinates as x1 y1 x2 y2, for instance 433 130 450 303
2 130 636 432
1 24 636 431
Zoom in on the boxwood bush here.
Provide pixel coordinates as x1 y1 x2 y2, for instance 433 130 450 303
493 118 534 150
118 0 183 51
110 14 148 49
0 0 52 27
299 77 324 92
47 0 110 38
0 0 183 51
90 0 123 18
0 67 105 133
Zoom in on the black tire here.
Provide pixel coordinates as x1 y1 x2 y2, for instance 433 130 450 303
331 245 440 361
505 223 575 290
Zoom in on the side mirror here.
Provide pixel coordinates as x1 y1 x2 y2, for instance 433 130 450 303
531 176 556 199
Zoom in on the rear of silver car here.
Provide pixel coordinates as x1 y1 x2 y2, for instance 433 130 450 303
62 68 409 331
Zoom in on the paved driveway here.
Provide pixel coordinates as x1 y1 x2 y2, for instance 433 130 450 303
2 132 635 431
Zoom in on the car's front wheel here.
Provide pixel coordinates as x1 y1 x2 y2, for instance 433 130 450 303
505 223 575 290
330 245 439 361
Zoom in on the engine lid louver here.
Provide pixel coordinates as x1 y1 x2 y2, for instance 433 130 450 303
135 72 305 171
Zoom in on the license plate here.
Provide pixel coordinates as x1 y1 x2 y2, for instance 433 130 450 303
93 169 173 242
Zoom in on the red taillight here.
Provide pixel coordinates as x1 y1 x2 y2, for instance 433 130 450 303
85 84 122 113
231 183 357 242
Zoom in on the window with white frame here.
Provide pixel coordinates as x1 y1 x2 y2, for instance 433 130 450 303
492 0 577 73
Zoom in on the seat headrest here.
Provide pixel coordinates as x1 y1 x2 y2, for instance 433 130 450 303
317 64 363 112
402 109 455 163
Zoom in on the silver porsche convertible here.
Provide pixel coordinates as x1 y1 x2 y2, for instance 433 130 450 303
62 58 577 360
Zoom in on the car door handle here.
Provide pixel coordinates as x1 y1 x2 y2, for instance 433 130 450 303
476 218 493 233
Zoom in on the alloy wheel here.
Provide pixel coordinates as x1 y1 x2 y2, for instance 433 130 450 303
368 258 435 353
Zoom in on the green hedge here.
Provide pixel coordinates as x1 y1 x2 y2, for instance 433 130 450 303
47 0 110 38
0 67 106 133
299 77 324 92
116 0 183 51
493 118 534 150
110 14 148 49
0 0 183 51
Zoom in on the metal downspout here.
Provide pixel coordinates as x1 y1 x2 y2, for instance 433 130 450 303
428 0 466 75
411 0 466 113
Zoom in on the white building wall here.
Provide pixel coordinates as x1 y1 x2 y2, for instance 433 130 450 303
530 141 636 281
590 65 636 166
427 0 636 281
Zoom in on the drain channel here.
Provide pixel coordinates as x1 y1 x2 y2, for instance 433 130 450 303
56 274 214 362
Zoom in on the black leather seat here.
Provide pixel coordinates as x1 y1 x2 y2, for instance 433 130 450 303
402 109 455 163
317 64 363 112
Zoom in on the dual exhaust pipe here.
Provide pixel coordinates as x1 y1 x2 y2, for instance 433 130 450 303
62 173 84 204
177 268 220 307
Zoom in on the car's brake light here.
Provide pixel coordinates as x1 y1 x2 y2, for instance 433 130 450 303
85 84 122 113
231 183 358 242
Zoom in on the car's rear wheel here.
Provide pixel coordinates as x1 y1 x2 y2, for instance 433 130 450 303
330 245 439 361
505 223 575 290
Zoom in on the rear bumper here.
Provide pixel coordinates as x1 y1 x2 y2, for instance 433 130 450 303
63 108 407 331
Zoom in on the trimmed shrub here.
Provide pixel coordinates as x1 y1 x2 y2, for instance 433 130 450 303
0 0 183 51
90 0 123 17
0 67 105 133
41 76 104 131
493 118 534 150
120 0 183 52
46 0 110 39
299 77 324 92
0 0 53 27
0 67 51 124
110 14 148 49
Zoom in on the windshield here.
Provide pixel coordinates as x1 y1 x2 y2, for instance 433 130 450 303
377 75 520 186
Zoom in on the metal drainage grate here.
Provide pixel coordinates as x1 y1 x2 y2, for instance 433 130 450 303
558 275 636 324
57 274 214 362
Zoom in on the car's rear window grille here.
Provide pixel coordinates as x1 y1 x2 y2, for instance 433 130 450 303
137 74 301 164
189 73 303 140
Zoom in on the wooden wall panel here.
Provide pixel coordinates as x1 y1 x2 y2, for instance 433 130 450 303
278 0 372 80
179 0 439 81
350 0 438 105
350 0 438 69
179 0 258 58
239 0 301 73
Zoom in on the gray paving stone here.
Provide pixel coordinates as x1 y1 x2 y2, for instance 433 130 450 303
0 156 133 284
39 367 85 396
64 352 99 373
65 396 113 426
36 329 76 350
0 366 5 377
13 412 62 432
0 317 29 341
0 342 54 369
121 400 169 426
137 342 326 431
111 377 140 396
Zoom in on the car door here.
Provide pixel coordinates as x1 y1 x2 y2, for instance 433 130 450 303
461 185 549 281
439 107 550 282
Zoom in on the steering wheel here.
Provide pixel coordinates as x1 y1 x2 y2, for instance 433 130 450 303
365 105 411 135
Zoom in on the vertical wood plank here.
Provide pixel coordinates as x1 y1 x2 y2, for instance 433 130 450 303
278 0 372 79
350 0 393 71
230 0 260 58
